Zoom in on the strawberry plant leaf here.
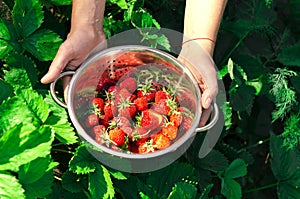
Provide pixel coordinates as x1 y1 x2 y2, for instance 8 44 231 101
48 0 72 6
221 177 242 199
18 156 58 199
229 84 256 112
69 144 98 174
131 8 160 29
167 182 197 199
0 172 25 199
270 133 300 199
108 170 127 180
199 184 213 199
0 79 13 104
196 149 229 172
89 165 115 199
0 125 54 172
277 41 300 66
3 67 32 90
22 29 62 61
44 95 78 144
62 170 88 193
107 0 128 9
4 53 38 88
12 0 43 38
224 158 247 179
0 19 17 59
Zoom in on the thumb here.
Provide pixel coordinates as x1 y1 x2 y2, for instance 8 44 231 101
41 45 71 84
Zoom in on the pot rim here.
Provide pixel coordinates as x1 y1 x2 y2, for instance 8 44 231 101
67 45 202 159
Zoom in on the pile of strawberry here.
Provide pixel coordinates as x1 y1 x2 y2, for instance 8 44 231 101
85 52 195 154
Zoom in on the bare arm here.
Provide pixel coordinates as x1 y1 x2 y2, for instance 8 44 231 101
183 0 227 55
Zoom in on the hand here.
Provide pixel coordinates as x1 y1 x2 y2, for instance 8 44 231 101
178 41 218 127
41 28 106 101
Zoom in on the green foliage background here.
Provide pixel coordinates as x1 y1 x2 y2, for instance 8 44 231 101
0 0 300 198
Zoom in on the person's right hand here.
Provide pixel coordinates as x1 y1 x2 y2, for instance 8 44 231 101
41 28 106 101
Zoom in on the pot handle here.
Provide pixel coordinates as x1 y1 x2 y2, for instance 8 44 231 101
194 102 219 133
50 71 75 109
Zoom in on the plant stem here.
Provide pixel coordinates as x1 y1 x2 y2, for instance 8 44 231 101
220 32 249 66
52 148 75 154
244 182 278 193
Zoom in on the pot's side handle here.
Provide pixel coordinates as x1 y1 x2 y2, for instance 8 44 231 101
194 102 219 133
50 71 75 109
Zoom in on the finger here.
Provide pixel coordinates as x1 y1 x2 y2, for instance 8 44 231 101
199 105 213 127
41 44 72 84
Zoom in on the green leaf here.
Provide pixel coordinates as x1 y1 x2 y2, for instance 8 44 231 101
281 113 300 150
18 156 58 199
131 9 160 29
167 182 197 199
0 80 14 105
22 29 62 61
221 177 242 199
277 41 300 66
4 53 38 88
0 125 54 172
62 170 88 193
0 19 15 59
229 84 256 112
224 158 247 179
44 94 78 144
89 165 115 199
49 0 72 6
3 67 32 90
221 102 233 130
270 133 300 199
199 184 213 199
196 149 229 172
108 170 127 180
69 144 98 174
0 172 25 199
12 0 44 38
107 0 128 9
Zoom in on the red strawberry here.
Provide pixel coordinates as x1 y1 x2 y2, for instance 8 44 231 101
93 125 106 144
111 116 132 129
109 128 126 146
152 132 170 150
96 77 115 92
100 114 111 127
141 109 165 132
134 96 148 111
179 116 193 132
138 140 156 154
162 123 178 141
155 90 171 104
137 81 156 102
86 114 99 127
104 100 118 119
119 77 137 93
169 111 183 127
176 89 196 111
115 88 132 104
132 126 149 142
93 98 105 112
117 99 137 118
151 100 171 115
107 85 120 94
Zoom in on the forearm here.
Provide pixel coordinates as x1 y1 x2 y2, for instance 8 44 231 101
70 0 106 36
183 0 227 55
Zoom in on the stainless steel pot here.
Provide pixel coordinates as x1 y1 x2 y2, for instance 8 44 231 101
50 45 219 173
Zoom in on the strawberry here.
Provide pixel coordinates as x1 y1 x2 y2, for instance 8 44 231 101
111 116 132 129
117 99 137 118
176 88 196 111
131 126 149 142
86 114 99 127
141 109 165 132
93 97 105 112
107 85 120 94
109 128 126 146
100 114 111 127
115 88 132 104
150 100 171 115
155 90 171 104
179 116 193 132
119 77 137 93
152 132 170 150
93 125 106 144
169 111 183 127
137 81 156 102
138 140 156 154
134 96 148 111
96 77 115 93
162 123 178 141
104 100 118 119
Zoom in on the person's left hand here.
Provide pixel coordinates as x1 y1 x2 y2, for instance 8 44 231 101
178 41 218 127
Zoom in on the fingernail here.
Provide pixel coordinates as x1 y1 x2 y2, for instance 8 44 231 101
40 74 49 84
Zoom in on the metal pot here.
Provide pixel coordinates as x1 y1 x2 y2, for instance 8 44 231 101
50 45 219 173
